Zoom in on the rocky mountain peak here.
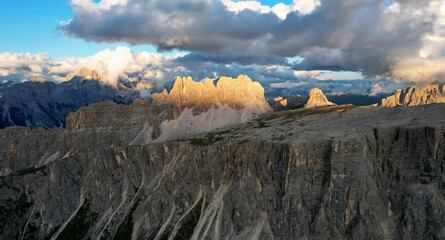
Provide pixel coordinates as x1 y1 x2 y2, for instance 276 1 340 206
304 88 335 108
65 68 104 82
152 75 271 111
64 75 271 142
379 83 445 107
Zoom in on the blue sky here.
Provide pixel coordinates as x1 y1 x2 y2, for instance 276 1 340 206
0 0 292 58
0 0 163 58
0 0 441 92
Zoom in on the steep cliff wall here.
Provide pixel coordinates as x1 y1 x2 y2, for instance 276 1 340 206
0 75 273 176
1 82 445 239
1 126 444 239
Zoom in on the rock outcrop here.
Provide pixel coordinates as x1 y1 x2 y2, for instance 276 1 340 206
152 75 270 111
270 95 305 110
148 75 271 140
0 103 444 239
304 88 336 108
379 83 445 107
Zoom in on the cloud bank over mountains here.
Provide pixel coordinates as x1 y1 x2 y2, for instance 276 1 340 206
0 47 181 86
58 0 445 85
0 46 319 89
0 0 443 95
0 46 402 96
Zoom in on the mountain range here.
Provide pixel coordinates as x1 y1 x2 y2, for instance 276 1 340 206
0 74 444 239
0 69 139 129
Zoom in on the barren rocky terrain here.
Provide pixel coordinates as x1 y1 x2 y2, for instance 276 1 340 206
0 77 444 239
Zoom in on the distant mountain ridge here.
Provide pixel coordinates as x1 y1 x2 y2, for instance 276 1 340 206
0 69 139 129
379 83 445 107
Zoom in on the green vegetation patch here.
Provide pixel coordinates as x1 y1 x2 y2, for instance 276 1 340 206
185 129 232 146
158 225 174 240
237 139 250 145
13 165 47 176
253 120 270 128
264 104 358 121
0 194 33 236
173 197 203 240
57 198 99 240
113 203 139 240
283 104 358 119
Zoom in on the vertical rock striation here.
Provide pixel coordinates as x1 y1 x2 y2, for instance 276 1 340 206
0 126 443 239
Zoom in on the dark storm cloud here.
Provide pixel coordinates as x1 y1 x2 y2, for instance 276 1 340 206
60 0 445 84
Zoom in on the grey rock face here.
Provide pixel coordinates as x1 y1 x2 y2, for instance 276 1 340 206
0 127 444 239
0 103 444 239
379 83 445 107
270 95 305 110
0 76 138 130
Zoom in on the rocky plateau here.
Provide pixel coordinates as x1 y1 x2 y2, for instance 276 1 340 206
0 76 444 240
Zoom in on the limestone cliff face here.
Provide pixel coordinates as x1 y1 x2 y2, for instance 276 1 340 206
140 75 271 140
380 83 445 107
1 82 445 239
304 88 336 108
66 99 151 130
152 75 270 111
0 75 272 176
0 126 444 239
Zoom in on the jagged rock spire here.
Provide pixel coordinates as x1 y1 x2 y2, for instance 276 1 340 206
304 88 335 108
152 75 271 111
380 83 445 107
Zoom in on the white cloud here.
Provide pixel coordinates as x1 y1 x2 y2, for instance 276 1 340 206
390 57 445 85
0 46 406 96
50 46 167 85
221 0 321 19
0 47 180 86
0 52 50 75
0 46 327 90
57 0 444 85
